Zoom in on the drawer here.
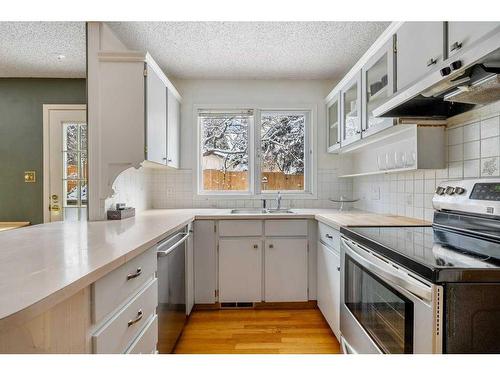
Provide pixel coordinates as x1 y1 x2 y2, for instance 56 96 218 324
92 246 157 323
318 222 340 252
265 220 308 237
218 220 262 237
125 314 158 354
93 278 158 354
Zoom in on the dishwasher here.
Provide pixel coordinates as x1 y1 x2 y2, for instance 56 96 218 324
156 224 191 353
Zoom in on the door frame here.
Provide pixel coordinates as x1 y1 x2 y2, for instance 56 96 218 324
42 104 87 223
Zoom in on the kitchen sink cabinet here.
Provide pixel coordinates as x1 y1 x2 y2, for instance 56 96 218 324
396 22 445 91
447 22 500 58
264 239 308 302
219 238 263 302
194 220 217 304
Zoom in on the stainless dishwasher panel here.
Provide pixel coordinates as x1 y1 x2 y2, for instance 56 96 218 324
157 227 190 353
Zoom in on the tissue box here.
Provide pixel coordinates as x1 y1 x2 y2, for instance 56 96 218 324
107 207 135 220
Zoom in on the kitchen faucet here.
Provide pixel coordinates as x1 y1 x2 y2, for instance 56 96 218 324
276 191 282 210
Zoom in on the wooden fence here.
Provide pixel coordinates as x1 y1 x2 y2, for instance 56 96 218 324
203 170 304 191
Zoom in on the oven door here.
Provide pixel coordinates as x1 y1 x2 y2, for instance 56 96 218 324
340 237 439 354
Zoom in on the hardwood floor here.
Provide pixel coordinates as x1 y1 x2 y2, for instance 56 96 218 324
173 308 341 354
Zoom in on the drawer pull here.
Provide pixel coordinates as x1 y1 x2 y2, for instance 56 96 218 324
450 41 462 52
253 244 259 249
128 309 143 327
325 234 333 239
126 267 142 281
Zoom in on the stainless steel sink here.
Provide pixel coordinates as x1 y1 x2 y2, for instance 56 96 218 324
230 208 294 214
230 209 268 214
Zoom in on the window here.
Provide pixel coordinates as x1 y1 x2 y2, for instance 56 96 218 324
199 110 252 193
198 109 312 196
260 111 308 193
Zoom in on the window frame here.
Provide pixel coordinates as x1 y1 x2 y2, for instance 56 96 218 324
197 109 255 196
257 109 312 197
196 106 315 199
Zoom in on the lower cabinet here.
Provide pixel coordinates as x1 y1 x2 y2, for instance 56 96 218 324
264 239 308 302
219 238 262 302
317 241 341 340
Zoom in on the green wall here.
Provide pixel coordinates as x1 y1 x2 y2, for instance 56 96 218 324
0 78 86 225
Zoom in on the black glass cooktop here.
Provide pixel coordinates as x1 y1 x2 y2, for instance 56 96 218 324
340 225 500 283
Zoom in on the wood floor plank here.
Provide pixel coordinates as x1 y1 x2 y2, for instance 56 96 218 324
172 308 341 354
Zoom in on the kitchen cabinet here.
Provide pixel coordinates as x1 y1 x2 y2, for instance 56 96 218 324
448 22 500 57
396 22 445 91
327 94 341 152
219 238 262 302
166 89 181 168
264 239 308 302
145 63 167 165
362 38 396 137
317 241 341 340
341 72 362 146
186 225 194 315
194 220 217 304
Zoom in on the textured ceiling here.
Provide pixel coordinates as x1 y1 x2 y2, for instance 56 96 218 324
108 22 390 80
0 22 86 78
0 22 390 80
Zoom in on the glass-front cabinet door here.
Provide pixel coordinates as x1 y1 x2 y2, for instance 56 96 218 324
362 38 396 137
341 72 362 146
327 94 341 152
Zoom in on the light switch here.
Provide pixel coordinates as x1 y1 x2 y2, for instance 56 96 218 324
24 171 36 183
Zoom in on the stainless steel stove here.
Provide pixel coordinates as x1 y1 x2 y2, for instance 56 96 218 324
339 178 500 354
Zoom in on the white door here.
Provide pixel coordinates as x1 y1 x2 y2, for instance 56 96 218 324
264 238 308 302
44 105 87 222
219 238 262 302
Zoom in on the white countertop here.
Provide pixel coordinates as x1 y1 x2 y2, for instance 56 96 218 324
0 208 429 329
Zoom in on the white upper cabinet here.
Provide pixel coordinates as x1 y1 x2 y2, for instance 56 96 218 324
396 22 445 91
448 22 500 57
341 71 362 147
166 89 181 168
146 64 168 165
362 38 396 137
327 94 341 152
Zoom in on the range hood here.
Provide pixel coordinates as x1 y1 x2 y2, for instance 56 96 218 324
374 30 500 119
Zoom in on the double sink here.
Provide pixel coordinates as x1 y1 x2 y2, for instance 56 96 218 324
230 208 295 214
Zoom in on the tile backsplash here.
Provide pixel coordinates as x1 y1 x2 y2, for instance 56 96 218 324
353 107 500 222
152 167 352 210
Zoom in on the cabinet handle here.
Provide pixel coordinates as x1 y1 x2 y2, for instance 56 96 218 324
325 234 333 239
337 267 341 272
269 244 274 249
167 159 172 162
127 309 143 327
450 41 462 52
426 57 437 67
253 244 258 249
356 130 361 134
126 267 142 281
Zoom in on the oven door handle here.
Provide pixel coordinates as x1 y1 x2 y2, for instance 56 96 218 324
341 238 432 302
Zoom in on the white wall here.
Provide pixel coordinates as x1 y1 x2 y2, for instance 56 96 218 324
353 101 500 221
152 79 353 209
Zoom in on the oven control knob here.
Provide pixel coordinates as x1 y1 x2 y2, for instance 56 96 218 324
455 187 466 195
435 186 446 195
445 186 456 195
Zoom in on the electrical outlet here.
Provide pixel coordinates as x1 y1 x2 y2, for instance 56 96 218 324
370 186 380 200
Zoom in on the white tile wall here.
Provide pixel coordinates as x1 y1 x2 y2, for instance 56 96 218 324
353 109 500 221
151 168 353 210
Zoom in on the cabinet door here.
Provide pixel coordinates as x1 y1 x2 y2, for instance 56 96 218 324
327 94 341 152
264 238 308 302
341 72 362 146
448 22 500 57
194 220 217 304
362 38 396 137
186 227 194 315
166 89 180 168
317 242 341 340
219 238 262 302
396 22 445 91
146 64 167 165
